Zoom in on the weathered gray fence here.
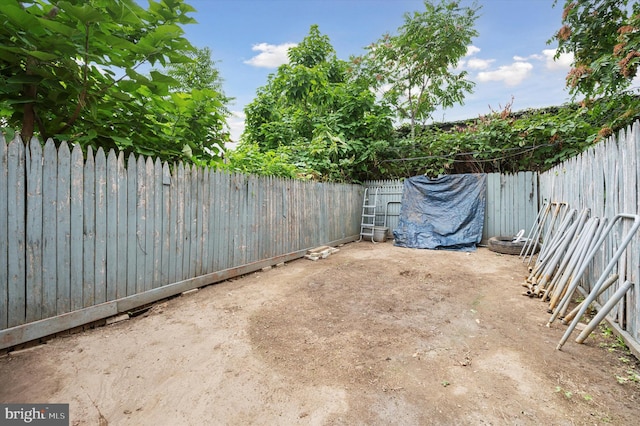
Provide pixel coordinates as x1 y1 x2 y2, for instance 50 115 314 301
365 172 539 243
539 120 640 353
0 137 363 349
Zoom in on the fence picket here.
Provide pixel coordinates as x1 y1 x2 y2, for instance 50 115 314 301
143 157 153 291
126 154 138 296
116 152 127 298
144 157 155 291
161 162 171 286
42 140 58 317
153 158 162 288
153 158 163 288
175 163 185 281
0 137 8 330
82 148 95 308
136 156 147 293
167 163 177 284
106 150 118 301
26 139 43 322
201 168 210 274
94 148 107 304
7 140 26 327
70 144 84 311
182 164 192 281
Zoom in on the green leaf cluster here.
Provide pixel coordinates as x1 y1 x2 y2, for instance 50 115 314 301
241 25 394 182
375 92 640 178
0 0 231 164
552 0 640 99
353 0 479 138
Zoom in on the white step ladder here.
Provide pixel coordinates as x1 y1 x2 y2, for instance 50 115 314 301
359 187 379 242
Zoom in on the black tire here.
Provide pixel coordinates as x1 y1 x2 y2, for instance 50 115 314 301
487 236 535 255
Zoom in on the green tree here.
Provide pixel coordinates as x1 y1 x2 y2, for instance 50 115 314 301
0 0 227 162
552 0 640 98
354 0 479 139
242 25 393 182
166 47 233 162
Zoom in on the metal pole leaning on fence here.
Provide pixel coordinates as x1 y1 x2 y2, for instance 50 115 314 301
555 218 610 320
536 202 569 265
541 210 591 300
524 203 553 266
520 200 550 261
574 280 634 344
561 273 619 325
548 217 607 321
546 217 600 311
556 214 640 350
529 209 576 280
534 209 586 296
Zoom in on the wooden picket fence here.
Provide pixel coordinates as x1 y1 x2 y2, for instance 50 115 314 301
4 119 640 353
0 137 363 349
365 172 539 243
539 120 640 352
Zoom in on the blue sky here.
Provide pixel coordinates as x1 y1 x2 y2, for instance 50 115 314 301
180 0 576 142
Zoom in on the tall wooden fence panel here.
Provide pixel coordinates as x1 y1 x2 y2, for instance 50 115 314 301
365 172 538 243
0 137 363 349
539 120 640 352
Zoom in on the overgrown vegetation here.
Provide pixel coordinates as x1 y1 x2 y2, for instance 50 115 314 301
2 0 639 182
0 0 231 164
374 92 640 178
233 0 640 182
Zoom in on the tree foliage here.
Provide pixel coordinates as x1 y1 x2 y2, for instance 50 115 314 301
354 0 479 138
165 46 233 162
0 0 230 163
553 0 640 98
373 93 640 179
242 25 394 182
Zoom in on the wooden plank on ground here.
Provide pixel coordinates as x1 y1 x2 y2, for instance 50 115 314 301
0 301 118 351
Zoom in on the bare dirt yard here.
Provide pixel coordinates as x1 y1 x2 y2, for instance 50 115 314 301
1 241 640 425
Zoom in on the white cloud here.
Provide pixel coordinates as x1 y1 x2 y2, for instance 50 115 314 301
514 54 543 61
244 42 297 68
477 62 533 86
466 45 480 56
466 58 494 70
541 48 573 70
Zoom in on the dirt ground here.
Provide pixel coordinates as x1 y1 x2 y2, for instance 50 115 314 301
1 241 640 425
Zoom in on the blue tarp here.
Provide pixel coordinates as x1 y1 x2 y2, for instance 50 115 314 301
393 174 487 251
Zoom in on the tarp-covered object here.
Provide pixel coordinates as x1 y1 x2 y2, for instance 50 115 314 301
393 174 486 251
